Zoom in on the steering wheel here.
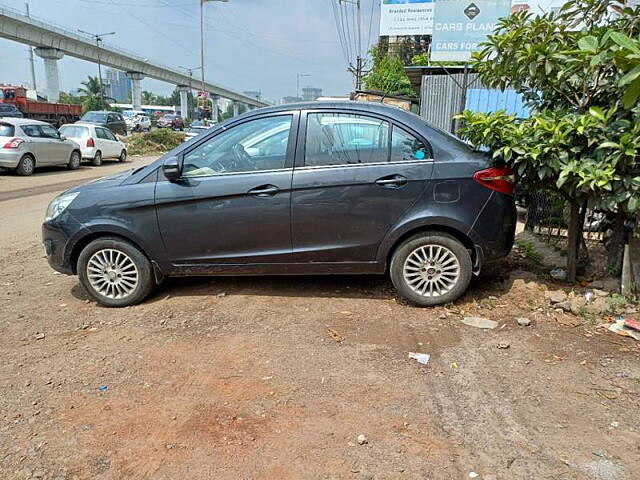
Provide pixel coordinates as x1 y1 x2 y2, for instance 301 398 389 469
231 143 256 171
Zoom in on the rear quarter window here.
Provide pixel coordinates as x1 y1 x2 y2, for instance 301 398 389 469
0 123 15 136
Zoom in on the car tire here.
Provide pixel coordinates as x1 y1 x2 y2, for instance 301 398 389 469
92 150 102 166
77 236 155 307
119 149 127 162
16 154 35 176
390 232 472 307
67 151 81 170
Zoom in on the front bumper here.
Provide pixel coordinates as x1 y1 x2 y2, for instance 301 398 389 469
42 215 90 275
0 150 22 168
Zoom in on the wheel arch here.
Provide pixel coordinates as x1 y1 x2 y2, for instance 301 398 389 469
382 223 478 273
69 230 154 276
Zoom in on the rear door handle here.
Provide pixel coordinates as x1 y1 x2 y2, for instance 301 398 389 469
248 184 280 197
375 175 407 188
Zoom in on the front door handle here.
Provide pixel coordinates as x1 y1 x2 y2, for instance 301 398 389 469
248 184 280 197
375 175 407 188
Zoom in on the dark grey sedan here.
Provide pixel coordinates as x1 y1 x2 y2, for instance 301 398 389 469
42 101 516 307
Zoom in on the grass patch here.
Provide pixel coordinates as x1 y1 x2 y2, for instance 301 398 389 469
515 239 543 264
126 129 185 156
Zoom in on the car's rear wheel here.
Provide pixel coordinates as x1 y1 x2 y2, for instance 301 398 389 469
67 151 81 170
119 149 127 162
92 150 102 166
390 232 472 307
16 154 35 176
78 237 155 307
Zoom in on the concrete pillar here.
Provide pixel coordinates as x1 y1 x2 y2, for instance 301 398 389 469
127 72 144 110
233 101 240 117
211 96 218 123
178 85 190 118
34 47 64 103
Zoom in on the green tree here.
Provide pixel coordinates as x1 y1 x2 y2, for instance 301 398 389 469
457 0 640 280
58 91 82 104
363 45 415 97
78 76 108 112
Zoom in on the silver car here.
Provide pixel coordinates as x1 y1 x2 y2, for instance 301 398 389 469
0 118 82 176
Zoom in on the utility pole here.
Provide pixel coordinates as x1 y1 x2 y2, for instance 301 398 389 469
341 0 364 90
25 2 37 91
78 29 116 109
296 73 310 100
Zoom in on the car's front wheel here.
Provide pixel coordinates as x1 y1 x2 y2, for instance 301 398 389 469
390 232 472 307
77 237 155 307
67 151 81 170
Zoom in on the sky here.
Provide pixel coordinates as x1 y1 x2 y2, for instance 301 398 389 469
0 0 381 104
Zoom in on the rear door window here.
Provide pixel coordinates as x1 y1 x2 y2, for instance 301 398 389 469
0 123 15 136
391 126 431 162
95 128 109 140
304 113 389 167
103 129 118 141
21 125 42 137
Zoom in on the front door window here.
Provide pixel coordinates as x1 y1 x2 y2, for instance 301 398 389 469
182 115 292 177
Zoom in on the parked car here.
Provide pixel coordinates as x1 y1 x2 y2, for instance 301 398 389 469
59 123 127 166
183 125 211 141
42 101 516 307
123 111 151 132
0 103 24 118
0 118 81 175
157 114 185 130
78 111 127 136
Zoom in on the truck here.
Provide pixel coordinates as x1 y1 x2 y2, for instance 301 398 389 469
0 85 82 126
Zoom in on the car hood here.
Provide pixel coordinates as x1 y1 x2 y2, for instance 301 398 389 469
68 169 133 193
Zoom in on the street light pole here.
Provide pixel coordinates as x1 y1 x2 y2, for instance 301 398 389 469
297 73 310 100
78 29 116 109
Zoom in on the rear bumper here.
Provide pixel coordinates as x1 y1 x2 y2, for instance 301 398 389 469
0 150 22 168
80 146 97 160
470 192 517 262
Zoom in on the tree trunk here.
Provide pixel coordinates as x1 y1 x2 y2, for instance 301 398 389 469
606 210 627 276
566 199 581 282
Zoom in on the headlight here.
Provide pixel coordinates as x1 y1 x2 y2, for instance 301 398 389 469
45 192 79 222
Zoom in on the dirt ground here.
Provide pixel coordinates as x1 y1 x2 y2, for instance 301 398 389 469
1 160 639 480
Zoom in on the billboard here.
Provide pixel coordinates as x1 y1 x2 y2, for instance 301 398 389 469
379 0 435 36
510 0 565 15
430 0 512 61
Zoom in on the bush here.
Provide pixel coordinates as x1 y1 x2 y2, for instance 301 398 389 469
126 129 185 156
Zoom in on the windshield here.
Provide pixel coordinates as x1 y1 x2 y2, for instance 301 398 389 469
162 115 175 120
81 112 107 122
122 111 135 118
59 125 89 138
0 123 15 136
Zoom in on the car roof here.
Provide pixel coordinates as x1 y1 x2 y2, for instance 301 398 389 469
0 117 53 126
69 122 97 128
83 110 111 114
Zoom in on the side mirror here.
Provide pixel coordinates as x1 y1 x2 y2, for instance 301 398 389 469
162 156 182 181
59 135 66 141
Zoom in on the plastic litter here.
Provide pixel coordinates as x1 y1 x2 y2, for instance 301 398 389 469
469 472 479 478
408 352 430 365
98 385 108 392
584 291 595 302
608 317 640 341
550 268 567 280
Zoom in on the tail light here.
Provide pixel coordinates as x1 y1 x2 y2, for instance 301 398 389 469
473 167 516 195
87 137 95 147
3 138 24 149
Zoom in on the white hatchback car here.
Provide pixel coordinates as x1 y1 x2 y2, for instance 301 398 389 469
59 123 127 166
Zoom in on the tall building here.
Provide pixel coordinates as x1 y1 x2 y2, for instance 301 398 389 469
301 87 322 102
104 69 131 103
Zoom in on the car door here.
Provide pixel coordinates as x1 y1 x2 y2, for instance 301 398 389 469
39 124 70 165
291 110 434 263
96 127 115 157
106 113 122 135
155 112 298 267
20 124 49 163
102 128 121 157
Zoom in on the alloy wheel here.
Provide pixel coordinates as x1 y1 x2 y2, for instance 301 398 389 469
402 245 460 297
87 248 139 299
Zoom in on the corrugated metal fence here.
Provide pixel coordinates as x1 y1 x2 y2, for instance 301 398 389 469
419 73 530 133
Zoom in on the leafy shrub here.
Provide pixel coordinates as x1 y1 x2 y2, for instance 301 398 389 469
126 129 185 156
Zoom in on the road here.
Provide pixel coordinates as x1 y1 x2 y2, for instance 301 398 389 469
1 160 639 480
